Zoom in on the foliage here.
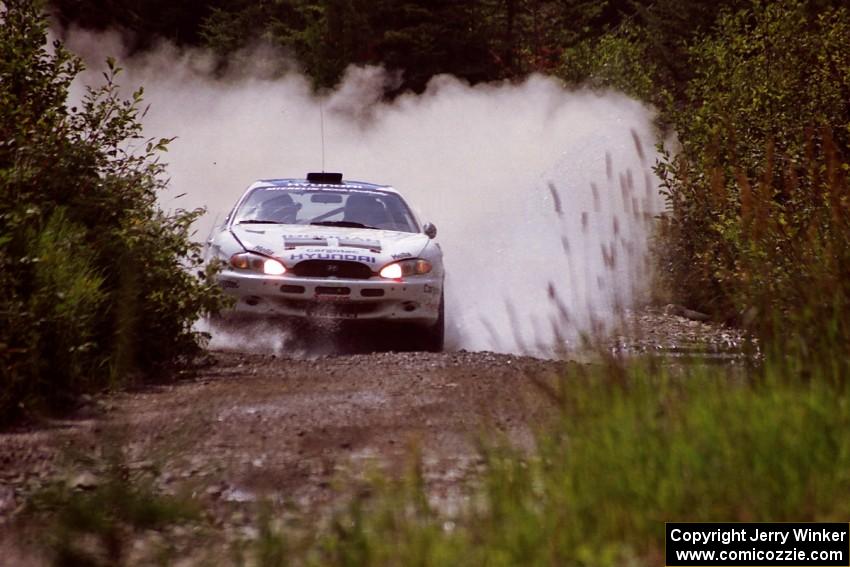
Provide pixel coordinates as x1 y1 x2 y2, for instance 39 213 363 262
669 0 850 171
0 210 106 414
0 0 223 423
52 0 645 91
559 23 665 109
201 0 501 91
654 0 850 369
49 0 222 52
200 0 651 91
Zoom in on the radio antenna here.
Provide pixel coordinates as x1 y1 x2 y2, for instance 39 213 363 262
319 98 326 172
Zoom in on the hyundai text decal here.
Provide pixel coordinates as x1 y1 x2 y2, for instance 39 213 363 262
290 252 376 264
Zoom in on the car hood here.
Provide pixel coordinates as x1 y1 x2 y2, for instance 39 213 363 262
231 224 430 268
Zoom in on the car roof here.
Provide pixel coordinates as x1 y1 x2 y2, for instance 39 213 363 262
251 178 400 194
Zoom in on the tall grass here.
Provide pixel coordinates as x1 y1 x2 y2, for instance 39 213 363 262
0 209 106 414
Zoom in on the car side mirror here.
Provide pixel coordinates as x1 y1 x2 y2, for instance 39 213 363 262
423 222 437 239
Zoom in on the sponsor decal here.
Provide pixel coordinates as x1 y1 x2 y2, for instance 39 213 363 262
283 235 329 249
285 238 328 243
423 284 439 295
264 184 390 196
290 252 376 264
338 237 381 251
303 247 373 254
392 252 413 260
340 236 380 244
282 234 382 251
219 279 239 289
253 245 275 256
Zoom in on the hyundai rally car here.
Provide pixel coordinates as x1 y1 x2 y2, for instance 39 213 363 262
205 172 445 351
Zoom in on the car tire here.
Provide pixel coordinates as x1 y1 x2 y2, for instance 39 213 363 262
421 293 445 352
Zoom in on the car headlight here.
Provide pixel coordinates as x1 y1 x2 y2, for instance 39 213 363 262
230 253 286 275
379 259 432 279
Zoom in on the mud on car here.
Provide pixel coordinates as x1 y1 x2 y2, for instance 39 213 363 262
205 173 445 351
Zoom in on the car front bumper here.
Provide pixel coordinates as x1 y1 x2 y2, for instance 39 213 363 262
215 270 442 324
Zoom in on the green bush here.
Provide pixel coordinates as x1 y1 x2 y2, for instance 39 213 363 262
657 134 850 367
653 0 850 369
0 0 223 423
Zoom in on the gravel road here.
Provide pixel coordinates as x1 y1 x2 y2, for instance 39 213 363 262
0 308 745 563
0 348 567 563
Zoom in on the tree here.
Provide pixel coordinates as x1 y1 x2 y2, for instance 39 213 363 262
49 0 225 51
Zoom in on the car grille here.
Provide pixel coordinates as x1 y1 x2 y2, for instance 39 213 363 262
291 260 374 280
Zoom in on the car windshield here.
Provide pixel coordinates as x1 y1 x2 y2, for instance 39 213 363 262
232 187 419 233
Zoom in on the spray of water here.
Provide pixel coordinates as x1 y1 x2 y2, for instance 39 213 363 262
61 29 662 356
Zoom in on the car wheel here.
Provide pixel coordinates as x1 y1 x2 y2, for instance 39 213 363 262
421 293 445 352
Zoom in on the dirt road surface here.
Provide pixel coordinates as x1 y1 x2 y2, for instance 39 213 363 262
0 309 745 563
0 349 567 563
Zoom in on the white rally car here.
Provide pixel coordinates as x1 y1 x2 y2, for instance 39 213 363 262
205 173 445 351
